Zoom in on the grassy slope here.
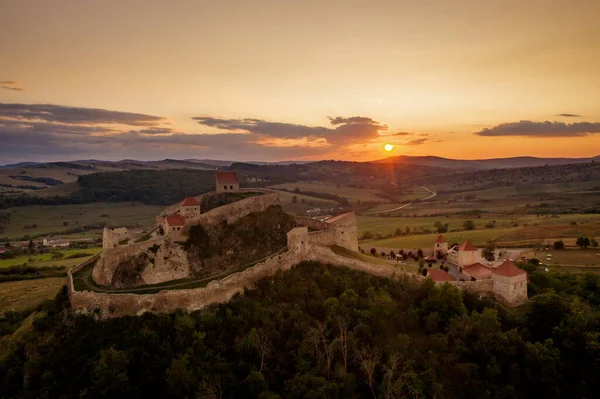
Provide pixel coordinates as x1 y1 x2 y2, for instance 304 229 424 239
1 202 163 239
329 245 419 273
0 278 65 314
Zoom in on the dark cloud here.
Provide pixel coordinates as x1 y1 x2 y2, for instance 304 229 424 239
474 120 600 137
327 116 378 125
388 132 411 136
193 115 388 143
1 86 25 92
403 138 428 146
0 81 25 91
556 113 581 118
0 103 165 126
135 127 177 135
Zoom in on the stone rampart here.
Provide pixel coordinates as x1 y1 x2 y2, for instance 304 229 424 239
187 192 280 227
102 227 130 249
294 216 329 231
70 248 306 318
92 238 165 286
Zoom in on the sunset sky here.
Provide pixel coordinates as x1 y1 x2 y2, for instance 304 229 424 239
1 0 600 164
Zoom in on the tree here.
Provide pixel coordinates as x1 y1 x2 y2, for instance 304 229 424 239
553 240 565 250
292 195 298 204
294 187 300 193
27 240 34 250
482 240 496 261
463 220 476 230
370 248 377 256
394 228 402 236
576 237 591 248
592 238 599 248
434 221 449 233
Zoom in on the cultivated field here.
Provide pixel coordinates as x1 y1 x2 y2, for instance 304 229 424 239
0 278 65 314
521 248 600 273
0 247 101 269
270 182 386 203
1 202 163 240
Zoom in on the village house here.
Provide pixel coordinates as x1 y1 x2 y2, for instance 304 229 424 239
462 262 493 281
427 269 453 282
42 238 70 248
491 259 528 307
434 234 448 254
179 196 201 219
163 213 186 239
216 171 240 193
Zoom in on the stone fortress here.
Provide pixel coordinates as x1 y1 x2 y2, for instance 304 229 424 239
68 172 528 318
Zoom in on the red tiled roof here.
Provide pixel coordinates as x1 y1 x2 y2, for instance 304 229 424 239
463 262 492 278
435 235 447 244
459 239 477 251
181 196 199 206
164 213 185 227
428 269 453 282
493 259 526 277
424 256 437 261
324 211 353 224
216 171 239 184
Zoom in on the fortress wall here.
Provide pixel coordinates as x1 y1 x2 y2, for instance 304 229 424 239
294 216 329 231
187 192 280 227
67 252 102 293
71 242 517 319
446 279 494 295
92 237 165 286
102 227 130 249
71 248 306 318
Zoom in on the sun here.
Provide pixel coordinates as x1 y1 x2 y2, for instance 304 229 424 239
384 143 395 152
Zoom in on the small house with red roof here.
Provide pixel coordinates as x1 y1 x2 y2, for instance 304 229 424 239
463 262 492 281
491 259 528 307
427 269 453 283
216 172 240 193
162 213 186 239
434 234 448 253
179 196 200 219
458 239 479 267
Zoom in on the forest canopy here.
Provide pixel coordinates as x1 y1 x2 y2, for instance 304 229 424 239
1 261 599 398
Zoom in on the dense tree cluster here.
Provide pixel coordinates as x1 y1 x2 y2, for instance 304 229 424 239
2 261 600 398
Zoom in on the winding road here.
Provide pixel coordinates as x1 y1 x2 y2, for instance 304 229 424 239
363 186 437 215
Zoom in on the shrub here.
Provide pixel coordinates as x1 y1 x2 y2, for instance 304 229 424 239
553 240 565 250
370 248 377 256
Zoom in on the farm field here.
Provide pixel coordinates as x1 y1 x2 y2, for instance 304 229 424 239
276 191 338 215
357 213 600 237
1 202 163 240
0 247 101 269
270 182 386 203
0 277 65 314
522 249 600 272
360 221 600 251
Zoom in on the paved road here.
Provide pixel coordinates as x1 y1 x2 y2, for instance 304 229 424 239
363 186 436 215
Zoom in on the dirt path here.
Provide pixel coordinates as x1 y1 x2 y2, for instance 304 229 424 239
363 186 436 215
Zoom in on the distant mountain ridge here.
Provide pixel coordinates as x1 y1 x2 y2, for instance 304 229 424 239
2 155 598 170
374 155 600 170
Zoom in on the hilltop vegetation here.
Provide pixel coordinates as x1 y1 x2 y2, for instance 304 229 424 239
2 261 600 398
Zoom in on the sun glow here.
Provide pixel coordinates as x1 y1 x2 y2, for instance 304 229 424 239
384 143 395 152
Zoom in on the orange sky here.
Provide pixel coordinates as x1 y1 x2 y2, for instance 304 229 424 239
1 0 599 162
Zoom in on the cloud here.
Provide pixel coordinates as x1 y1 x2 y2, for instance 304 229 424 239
0 81 26 92
0 103 165 126
556 113 581 118
403 138 428 146
474 120 600 137
193 115 388 144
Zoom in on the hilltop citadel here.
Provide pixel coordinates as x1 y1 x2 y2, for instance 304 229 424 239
68 172 528 318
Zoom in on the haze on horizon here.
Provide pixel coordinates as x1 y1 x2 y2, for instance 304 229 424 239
1 0 600 164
